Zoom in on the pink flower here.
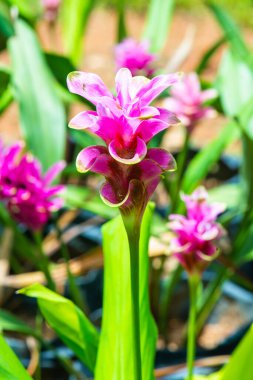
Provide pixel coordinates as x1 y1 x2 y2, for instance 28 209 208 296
169 187 226 274
164 73 217 130
67 68 179 166
41 0 61 21
0 141 65 230
76 145 176 210
114 38 156 77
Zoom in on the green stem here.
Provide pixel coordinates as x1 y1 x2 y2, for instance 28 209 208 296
187 274 200 380
122 214 142 380
33 231 56 291
117 0 127 42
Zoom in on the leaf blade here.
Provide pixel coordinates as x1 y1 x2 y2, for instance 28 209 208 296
8 19 66 171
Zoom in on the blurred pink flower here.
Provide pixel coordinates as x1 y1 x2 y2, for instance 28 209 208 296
114 38 156 77
67 68 179 166
164 73 217 130
76 145 176 209
41 0 61 21
0 141 65 230
169 187 226 274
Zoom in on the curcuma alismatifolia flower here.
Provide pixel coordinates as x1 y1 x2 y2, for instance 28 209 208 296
114 38 156 77
0 141 65 230
67 68 180 214
68 68 179 165
169 187 226 274
164 73 217 131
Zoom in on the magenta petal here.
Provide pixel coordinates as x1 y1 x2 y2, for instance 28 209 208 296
136 73 180 106
138 159 162 198
146 148 177 171
96 97 122 118
139 106 160 119
69 111 98 130
156 108 180 124
76 146 108 173
43 161 66 186
100 181 129 207
108 137 147 164
200 88 218 102
136 118 169 142
115 68 132 107
67 71 112 105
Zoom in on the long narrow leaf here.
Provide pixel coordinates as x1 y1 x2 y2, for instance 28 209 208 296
8 19 66 171
8 0 42 20
95 203 157 380
143 0 174 53
207 2 252 65
0 309 39 338
61 0 95 65
216 50 253 117
0 335 33 380
182 121 238 193
18 284 99 372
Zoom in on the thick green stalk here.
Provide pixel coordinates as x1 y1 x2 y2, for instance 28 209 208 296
33 231 56 291
122 215 142 380
187 274 200 380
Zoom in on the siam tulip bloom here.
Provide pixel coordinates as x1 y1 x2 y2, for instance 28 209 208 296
0 141 65 230
76 145 176 214
67 68 180 166
164 73 217 131
169 187 226 274
41 0 61 22
114 38 156 77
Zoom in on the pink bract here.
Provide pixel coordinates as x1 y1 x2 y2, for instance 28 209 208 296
169 187 226 274
0 141 65 230
76 145 176 208
115 38 156 77
164 72 217 129
67 68 180 165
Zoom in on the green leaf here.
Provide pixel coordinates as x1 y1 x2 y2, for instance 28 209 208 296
0 309 39 338
207 2 252 65
0 65 12 114
63 185 118 219
196 325 253 379
196 37 225 74
208 183 240 209
219 324 253 379
0 3 14 50
216 50 253 117
8 19 66 171
18 283 99 372
182 121 238 193
143 0 174 53
95 203 157 380
61 0 95 65
234 222 253 264
0 334 33 380
117 0 127 41
45 53 75 88
0 84 12 115
8 0 42 20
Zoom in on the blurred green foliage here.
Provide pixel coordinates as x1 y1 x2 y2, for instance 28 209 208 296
98 0 253 27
